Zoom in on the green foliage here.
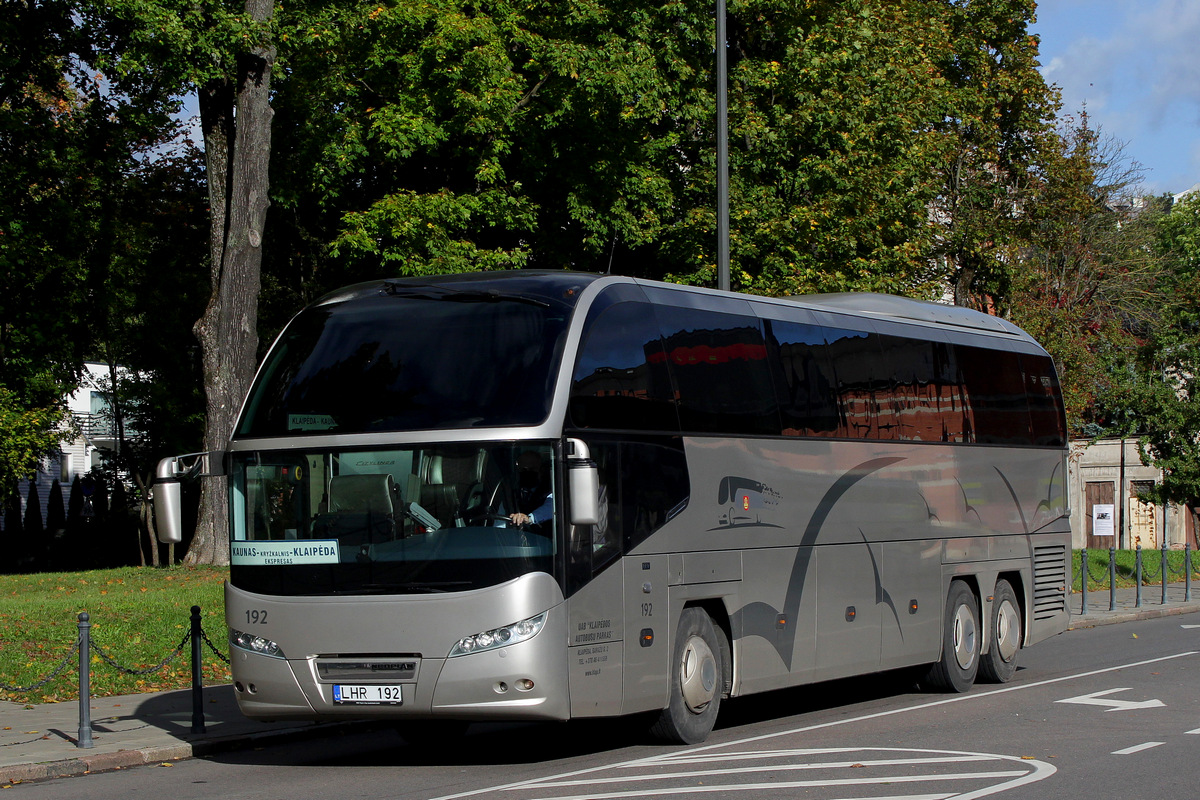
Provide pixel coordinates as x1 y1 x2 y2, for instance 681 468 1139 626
265 0 1034 309
1 0 207 507
0 566 230 702
1006 116 1172 434
1126 194 1200 507
0 388 72 495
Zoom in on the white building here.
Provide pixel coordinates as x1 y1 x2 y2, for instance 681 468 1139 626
14 362 129 526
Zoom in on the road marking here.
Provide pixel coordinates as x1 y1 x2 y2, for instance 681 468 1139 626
1181 625 1200 629
1056 688 1166 712
425 650 1197 800
1186 728 1200 735
1112 742 1165 755
516 748 1049 800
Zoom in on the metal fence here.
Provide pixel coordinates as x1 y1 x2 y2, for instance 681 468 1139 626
1078 543 1194 614
0 606 228 748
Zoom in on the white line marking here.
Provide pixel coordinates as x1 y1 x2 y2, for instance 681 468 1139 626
1187 728 1200 735
1181 625 1200 629
527 755 999 788
1056 688 1166 712
631 750 994 767
424 650 1195 800
1112 742 1165 755
523 772 1026 800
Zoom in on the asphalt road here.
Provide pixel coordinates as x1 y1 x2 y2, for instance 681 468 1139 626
18 612 1200 800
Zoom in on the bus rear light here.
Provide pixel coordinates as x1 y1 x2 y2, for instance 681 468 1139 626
448 612 547 658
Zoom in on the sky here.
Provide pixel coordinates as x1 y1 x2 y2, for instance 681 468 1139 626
1032 0 1200 197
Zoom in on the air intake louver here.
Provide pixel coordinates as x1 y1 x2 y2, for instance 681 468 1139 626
1033 544 1068 620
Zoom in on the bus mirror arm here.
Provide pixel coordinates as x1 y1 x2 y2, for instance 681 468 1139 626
153 451 225 545
566 438 600 527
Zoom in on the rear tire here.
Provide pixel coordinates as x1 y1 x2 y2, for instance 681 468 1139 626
978 579 1022 683
650 608 724 744
922 581 979 693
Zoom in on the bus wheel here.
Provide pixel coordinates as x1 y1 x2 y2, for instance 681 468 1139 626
979 579 1021 683
650 608 723 744
923 581 979 693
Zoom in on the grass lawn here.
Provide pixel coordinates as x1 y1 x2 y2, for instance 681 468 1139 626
0 566 230 704
1074 547 1200 592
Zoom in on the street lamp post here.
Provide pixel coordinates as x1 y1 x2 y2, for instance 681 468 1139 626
716 0 730 292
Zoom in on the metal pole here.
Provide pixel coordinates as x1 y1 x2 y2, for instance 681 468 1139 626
191 605 206 733
1161 540 1168 605
1187 543 1193 602
1118 440 1127 549
1109 546 1116 612
1135 545 1143 608
715 0 730 292
77 612 93 748
1080 549 1088 615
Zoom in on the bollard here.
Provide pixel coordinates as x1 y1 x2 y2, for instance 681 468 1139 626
1187 544 1193 603
1161 541 1168 605
1109 547 1117 612
1135 545 1143 608
77 612 93 749
191 605 206 734
1080 549 1089 615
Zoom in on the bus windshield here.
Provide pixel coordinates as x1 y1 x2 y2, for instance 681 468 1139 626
228 443 558 596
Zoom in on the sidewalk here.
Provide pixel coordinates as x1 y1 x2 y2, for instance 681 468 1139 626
3 584 1198 786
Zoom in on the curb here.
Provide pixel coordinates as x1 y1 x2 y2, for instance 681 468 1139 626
1068 603 1200 630
0 721 366 786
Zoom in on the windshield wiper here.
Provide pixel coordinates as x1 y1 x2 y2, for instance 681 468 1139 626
381 281 550 308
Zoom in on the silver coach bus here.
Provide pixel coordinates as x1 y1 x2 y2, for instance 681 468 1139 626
155 272 1071 744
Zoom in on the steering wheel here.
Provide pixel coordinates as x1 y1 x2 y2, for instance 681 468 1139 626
461 479 516 526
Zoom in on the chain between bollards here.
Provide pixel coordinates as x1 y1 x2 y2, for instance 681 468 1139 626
77 612 93 749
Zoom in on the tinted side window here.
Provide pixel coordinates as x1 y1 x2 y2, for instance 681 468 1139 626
1022 354 1067 447
767 320 840 436
654 307 781 436
876 333 947 442
823 327 882 438
957 345 1033 444
570 302 678 431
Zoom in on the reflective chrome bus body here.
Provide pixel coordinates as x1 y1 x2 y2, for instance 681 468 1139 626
225 571 570 721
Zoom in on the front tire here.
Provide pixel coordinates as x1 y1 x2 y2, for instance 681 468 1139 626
978 579 1022 683
923 581 980 693
650 608 724 744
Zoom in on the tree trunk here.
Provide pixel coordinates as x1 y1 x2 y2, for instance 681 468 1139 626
186 0 276 565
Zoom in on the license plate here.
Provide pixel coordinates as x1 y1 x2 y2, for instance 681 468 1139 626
333 684 403 705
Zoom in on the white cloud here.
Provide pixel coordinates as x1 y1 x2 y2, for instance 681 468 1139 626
1036 0 1200 193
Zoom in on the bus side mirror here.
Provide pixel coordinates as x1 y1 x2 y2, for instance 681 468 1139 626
153 451 223 544
566 438 600 526
155 456 184 544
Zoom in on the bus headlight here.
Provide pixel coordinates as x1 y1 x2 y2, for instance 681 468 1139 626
230 628 286 659
448 612 547 658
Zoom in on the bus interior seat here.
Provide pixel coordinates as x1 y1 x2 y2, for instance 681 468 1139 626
421 450 488 527
321 473 397 543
